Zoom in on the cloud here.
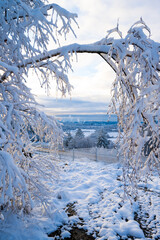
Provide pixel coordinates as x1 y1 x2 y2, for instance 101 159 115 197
37 96 108 115
68 55 115 102
54 0 160 41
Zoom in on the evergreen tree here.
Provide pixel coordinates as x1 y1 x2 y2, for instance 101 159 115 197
75 128 85 139
97 129 108 148
74 128 86 148
64 132 73 148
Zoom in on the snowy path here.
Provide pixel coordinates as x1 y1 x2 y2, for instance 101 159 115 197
0 157 159 240
47 158 160 240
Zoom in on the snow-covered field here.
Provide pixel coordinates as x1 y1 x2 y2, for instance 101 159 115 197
70 129 118 139
70 129 96 137
0 156 160 240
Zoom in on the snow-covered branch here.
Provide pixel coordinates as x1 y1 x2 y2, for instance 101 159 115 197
21 44 111 67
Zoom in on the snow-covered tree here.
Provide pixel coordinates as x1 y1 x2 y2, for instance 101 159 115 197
75 128 85 139
96 129 110 149
0 0 77 212
97 129 107 148
63 132 73 149
74 128 86 148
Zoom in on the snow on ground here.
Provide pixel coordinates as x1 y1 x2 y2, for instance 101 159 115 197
70 129 118 139
108 132 118 138
108 132 119 143
48 158 160 240
0 156 160 240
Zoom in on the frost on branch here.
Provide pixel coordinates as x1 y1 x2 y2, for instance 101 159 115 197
0 151 32 210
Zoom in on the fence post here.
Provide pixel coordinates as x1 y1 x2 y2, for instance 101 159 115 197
95 147 97 161
73 148 75 161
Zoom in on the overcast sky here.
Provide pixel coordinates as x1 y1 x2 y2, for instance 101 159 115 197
27 0 160 115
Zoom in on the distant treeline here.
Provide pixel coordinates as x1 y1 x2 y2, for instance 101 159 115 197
61 121 118 132
63 127 115 149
